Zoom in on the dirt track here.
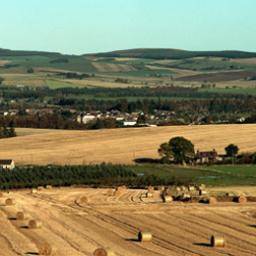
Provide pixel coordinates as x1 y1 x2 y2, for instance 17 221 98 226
0 187 256 256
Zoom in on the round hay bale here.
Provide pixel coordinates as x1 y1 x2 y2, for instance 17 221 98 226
237 195 247 204
114 186 126 195
210 236 226 247
119 185 127 190
180 186 186 191
93 248 116 256
147 186 154 192
46 185 52 189
162 195 173 203
138 231 152 242
78 196 88 204
16 211 28 220
199 189 208 196
114 186 127 196
28 220 42 229
181 193 191 201
37 242 52 255
113 189 122 197
175 187 181 192
146 192 153 198
162 188 168 195
5 198 15 206
188 186 195 191
200 184 206 189
31 188 37 194
37 186 44 191
157 186 165 191
208 197 217 204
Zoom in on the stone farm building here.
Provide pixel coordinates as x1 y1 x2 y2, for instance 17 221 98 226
196 149 219 164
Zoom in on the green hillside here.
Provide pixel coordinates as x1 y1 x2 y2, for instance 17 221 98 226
0 49 96 73
0 48 61 57
1 47 256 87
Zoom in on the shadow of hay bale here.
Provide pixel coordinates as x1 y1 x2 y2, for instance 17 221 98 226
193 242 211 247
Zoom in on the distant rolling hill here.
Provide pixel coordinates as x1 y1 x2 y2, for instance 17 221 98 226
1 47 256 60
0 48 62 57
86 48 256 60
1 47 256 86
0 48 96 73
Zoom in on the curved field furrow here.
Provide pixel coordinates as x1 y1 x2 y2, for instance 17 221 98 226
119 213 234 256
188 212 256 245
15 195 89 256
163 212 254 256
131 190 144 203
212 207 256 227
0 234 22 256
0 205 37 255
206 208 256 236
182 212 256 254
27 192 169 256
150 214 231 256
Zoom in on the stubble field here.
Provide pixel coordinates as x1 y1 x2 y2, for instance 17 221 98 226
0 124 256 165
0 187 256 255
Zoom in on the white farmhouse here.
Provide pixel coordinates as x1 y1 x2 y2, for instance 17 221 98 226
77 114 97 124
123 121 137 127
0 160 15 170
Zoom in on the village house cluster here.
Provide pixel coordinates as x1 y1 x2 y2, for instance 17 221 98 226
77 110 139 126
75 110 176 127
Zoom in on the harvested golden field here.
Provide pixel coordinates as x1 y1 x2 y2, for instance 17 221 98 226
0 124 256 165
231 58 256 65
61 78 144 88
0 60 11 66
92 62 135 72
1 73 48 87
0 187 256 255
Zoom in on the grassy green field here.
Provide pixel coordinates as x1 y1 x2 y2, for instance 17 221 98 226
107 69 174 77
0 55 96 73
131 164 256 186
156 58 256 71
199 87 256 95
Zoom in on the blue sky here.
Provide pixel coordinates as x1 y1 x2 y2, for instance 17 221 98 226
1 0 256 54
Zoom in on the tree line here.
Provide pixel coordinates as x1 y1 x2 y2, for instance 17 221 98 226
0 122 16 139
0 164 180 189
2 85 256 130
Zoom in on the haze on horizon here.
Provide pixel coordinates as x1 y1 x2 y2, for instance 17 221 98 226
1 0 256 55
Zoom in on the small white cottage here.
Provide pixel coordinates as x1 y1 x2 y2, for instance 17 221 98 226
0 160 15 170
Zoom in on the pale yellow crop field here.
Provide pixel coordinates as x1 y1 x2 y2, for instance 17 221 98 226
0 124 255 165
